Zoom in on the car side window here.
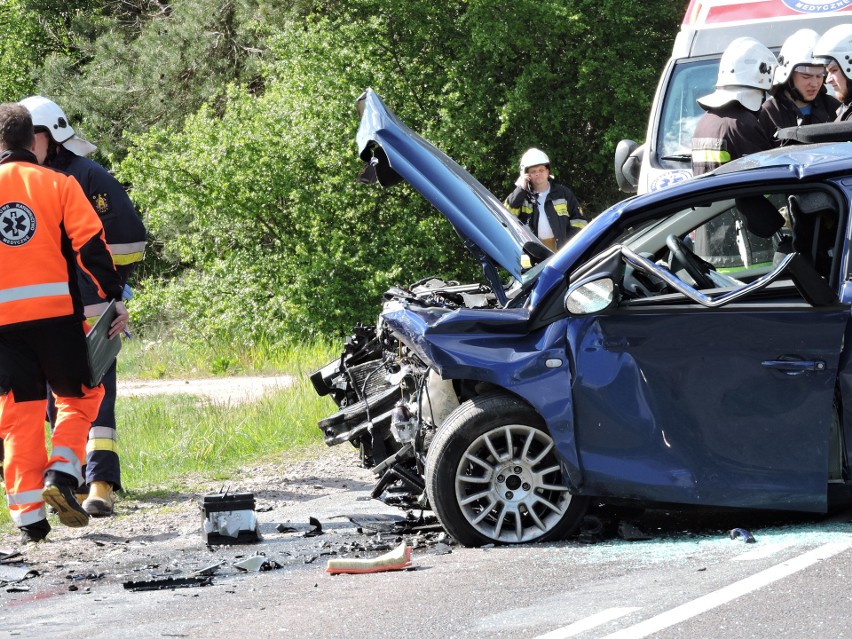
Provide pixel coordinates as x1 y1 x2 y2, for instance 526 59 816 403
619 188 843 303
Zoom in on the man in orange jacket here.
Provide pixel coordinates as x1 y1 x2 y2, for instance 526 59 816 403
0 103 128 543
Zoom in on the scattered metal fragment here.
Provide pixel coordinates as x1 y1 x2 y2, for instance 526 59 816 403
0 549 21 563
5 584 30 592
0 564 37 585
729 528 756 543
192 561 226 577
123 576 214 592
340 513 408 534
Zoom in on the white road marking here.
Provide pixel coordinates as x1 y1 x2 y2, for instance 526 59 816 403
733 540 797 561
532 608 641 639
598 541 852 639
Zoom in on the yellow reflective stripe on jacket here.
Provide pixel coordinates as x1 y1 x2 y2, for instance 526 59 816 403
552 198 570 217
691 149 731 165
108 240 146 266
570 219 588 229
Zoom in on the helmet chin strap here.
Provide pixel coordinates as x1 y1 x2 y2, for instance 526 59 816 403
786 78 808 104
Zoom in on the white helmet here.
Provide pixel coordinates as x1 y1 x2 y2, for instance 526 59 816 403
698 37 776 112
813 24 852 79
519 148 550 173
774 29 822 86
18 95 96 156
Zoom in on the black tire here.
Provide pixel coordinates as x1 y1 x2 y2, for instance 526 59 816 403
425 393 589 546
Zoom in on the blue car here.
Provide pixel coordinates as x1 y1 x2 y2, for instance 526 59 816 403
311 89 852 546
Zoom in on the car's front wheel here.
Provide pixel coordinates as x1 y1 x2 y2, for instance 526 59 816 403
425 393 588 546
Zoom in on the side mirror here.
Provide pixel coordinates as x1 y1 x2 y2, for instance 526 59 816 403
565 277 616 315
614 140 643 194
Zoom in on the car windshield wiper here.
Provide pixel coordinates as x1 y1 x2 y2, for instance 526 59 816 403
660 153 692 163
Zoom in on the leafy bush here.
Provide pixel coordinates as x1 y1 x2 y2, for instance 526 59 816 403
116 0 682 343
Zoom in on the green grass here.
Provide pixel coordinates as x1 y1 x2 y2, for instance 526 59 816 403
0 337 342 531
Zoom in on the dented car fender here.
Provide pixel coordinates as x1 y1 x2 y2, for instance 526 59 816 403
382 303 584 490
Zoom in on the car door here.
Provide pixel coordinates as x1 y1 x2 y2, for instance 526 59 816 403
565 191 850 512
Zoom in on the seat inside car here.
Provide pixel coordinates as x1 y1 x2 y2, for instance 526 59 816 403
787 192 839 280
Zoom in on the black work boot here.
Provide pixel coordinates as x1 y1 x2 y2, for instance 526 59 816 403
20 518 51 543
42 471 90 528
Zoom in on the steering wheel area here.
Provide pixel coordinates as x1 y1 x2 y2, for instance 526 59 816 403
666 233 716 289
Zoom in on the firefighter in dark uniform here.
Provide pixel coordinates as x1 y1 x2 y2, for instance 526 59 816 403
692 37 776 176
814 24 852 122
0 102 128 543
20 96 147 517
690 38 777 270
504 148 586 252
759 29 839 143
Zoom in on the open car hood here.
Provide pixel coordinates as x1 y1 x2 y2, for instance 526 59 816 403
355 89 551 285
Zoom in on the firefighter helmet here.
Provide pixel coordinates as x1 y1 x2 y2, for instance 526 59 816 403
774 29 822 86
814 24 852 79
698 37 776 112
18 96 97 156
519 148 550 173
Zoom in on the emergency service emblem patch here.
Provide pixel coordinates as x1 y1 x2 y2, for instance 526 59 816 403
92 193 110 215
782 0 852 12
0 202 36 246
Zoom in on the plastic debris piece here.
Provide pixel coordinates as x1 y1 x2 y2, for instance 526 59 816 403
233 555 267 572
729 528 756 543
276 524 298 533
326 541 412 575
304 517 324 537
123 576 214 591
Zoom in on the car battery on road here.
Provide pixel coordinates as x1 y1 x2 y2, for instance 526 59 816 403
200 492 260 545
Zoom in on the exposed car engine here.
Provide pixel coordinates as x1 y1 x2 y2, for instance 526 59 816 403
310 277 498 508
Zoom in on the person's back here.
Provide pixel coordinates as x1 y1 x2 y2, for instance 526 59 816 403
0 155 114 325
0 102 128 544
691 37 777 176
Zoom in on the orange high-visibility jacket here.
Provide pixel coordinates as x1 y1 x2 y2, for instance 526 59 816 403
0 151 121 328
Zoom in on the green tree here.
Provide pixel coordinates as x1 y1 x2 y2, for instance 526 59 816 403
118 0 684 343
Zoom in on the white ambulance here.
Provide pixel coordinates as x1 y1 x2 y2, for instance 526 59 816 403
615 0 852 195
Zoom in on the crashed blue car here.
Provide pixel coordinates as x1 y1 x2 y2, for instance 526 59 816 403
311 89 852 547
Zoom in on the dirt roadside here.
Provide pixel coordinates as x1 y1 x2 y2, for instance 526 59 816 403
0 376 395 597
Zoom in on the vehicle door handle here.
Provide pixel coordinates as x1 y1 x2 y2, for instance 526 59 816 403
761 359 827 375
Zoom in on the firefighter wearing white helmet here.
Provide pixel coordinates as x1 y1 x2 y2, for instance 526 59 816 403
504 148 586 252
19 95 97 157
759 29 838 144
692 37 776 176
813 24 852 121
17 95 147 518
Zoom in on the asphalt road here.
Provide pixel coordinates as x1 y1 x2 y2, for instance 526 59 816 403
3 488 852 639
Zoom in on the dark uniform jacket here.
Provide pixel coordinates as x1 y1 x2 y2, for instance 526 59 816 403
49 148 147 315
691 103 772 176
758 92 840 145
504 180 587 251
